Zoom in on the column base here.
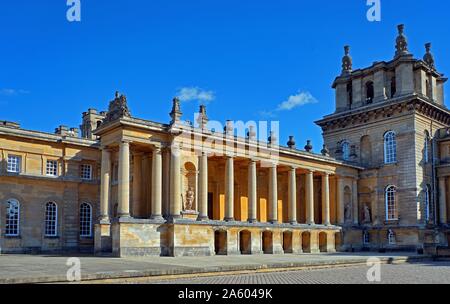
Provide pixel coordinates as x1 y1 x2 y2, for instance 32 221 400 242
224 218 235 222
118 213 131 219
248 219 258 224
197 216 209 221
290 221 298 225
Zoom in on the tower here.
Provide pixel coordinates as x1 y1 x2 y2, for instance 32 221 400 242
316 25 449 251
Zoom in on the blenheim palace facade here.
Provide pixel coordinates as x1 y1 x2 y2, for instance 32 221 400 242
1 25 450 257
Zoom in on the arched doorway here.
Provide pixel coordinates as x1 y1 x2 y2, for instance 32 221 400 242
283 231 293 254
262 231 273 254
301 232 311 253
319 232 328 252
239 230 252 255
214 230 227 255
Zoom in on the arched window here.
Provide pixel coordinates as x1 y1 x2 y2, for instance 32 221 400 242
347 82 353 109
363 231 370 245
80 203 92 237
390 77 396 98
424 131 430 163
388 229 396 245
342 141 350 161
6 199 20 236
384 131 397 164
366 81 374 104
426 80 431 99
425 185 432 222
385 186 398 221
45 202 58 237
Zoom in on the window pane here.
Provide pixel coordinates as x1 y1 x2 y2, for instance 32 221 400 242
45 202 58 236
80 203 92 237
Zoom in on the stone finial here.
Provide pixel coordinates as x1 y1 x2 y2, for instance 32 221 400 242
170 97 182 125
225 120 234 135
423 43 436 69
321 145 330 157
268 131 278 146
196 104 209 129
287 136 296 149
247 125 256 141
105 92 131 122
341 45 353 75
304 140 313 153
395 24 410 58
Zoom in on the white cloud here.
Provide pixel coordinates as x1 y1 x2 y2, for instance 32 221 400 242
276 91 318 111
177 87 215 103
0 88 30 96
260 91 318 118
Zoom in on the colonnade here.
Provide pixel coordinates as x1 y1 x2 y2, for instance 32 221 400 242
99 143 356 226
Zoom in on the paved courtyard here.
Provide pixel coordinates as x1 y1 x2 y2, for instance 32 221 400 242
0 252 434 284
147 261 450 284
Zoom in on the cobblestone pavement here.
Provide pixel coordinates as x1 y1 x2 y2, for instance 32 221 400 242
147 261 450 284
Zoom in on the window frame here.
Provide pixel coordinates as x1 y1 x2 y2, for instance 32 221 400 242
79 202 93 238
385 185 398 221
80 164 93 181
384 131 397 165
5 199 20 237
46 160 58 177
7 155 21 174
44 202 58 237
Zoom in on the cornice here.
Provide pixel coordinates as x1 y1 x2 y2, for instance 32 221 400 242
316 95 450 132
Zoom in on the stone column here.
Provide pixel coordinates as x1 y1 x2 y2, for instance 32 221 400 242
132 153 142 217
322 172 331 226
99 148 111 222
337 177 345 225
118 141 131 218
269 164 278 223
306 170 315 225
162 148 170 217
224 156 234 221
288 167 297 224
248 160 258 223
198 152 209 220
352 179 359 225
151 148 163 221
439 177 448 224
170 145 182 218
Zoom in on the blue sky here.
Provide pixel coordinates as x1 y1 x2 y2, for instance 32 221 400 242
1 0 449 151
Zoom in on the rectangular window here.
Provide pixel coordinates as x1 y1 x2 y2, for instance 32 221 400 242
46 160 58 177
7 155 21 173
80 164 92 180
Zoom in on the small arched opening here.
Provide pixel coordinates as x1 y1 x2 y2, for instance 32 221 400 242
319 232 328 253
262 231 273 254
283 231 293 254
301 231 311 253
239 230 252 255
335 232 342 252
214 230 227 255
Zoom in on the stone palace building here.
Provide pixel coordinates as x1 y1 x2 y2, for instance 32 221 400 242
1 25 450 256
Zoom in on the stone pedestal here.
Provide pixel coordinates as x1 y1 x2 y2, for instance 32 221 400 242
94 222 112 255
111 219 163 257
181 210 199 220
